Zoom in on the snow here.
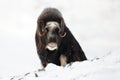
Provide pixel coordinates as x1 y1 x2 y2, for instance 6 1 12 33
0 0 120 80
1 49 120 80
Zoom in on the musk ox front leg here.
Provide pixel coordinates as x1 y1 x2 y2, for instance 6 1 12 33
59 54 67 66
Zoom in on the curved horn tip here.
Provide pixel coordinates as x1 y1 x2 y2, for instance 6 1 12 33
60 32 66 38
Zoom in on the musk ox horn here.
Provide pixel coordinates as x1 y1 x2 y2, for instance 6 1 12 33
59 18 67 38
59 32 66 38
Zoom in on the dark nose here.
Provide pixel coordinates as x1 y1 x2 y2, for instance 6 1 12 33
48 35 56 42
47 27 60 43
47 29 57 42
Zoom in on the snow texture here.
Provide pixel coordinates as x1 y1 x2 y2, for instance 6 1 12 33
1 49 120 80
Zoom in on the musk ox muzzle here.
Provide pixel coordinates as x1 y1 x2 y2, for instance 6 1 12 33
45 21 60 51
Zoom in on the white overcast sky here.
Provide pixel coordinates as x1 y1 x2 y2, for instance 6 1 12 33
0 0 120 77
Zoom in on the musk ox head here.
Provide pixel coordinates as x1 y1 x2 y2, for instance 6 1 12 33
36 8 66 52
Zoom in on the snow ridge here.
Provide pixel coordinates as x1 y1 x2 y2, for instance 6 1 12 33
1 49 120 80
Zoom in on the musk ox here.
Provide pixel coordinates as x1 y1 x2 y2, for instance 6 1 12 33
35 8 87 67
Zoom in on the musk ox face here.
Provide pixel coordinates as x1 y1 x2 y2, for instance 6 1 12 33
44 21 61 51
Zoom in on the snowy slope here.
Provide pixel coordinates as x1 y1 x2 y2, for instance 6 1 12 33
1 49 120 80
